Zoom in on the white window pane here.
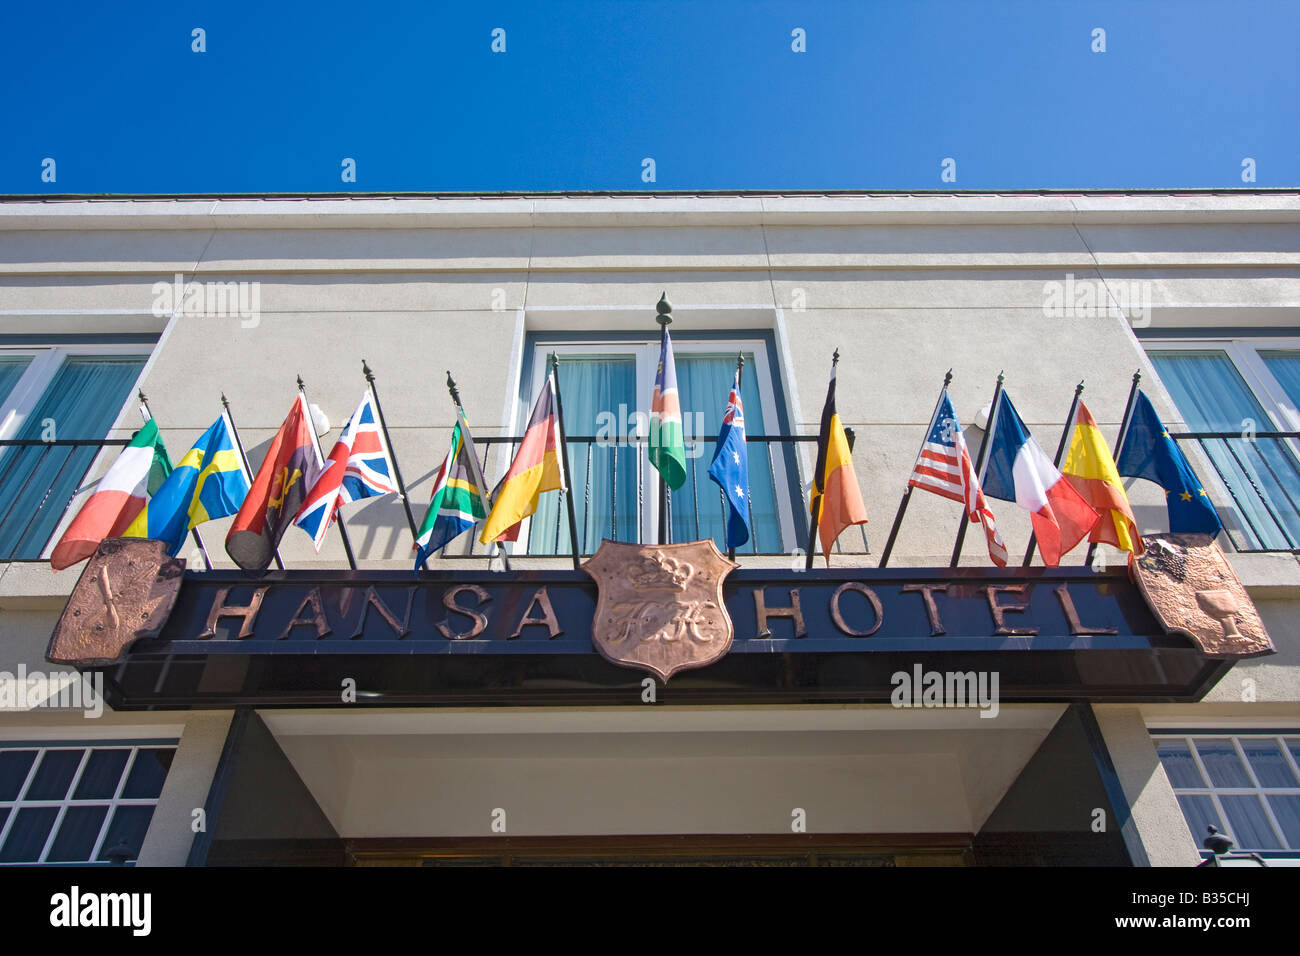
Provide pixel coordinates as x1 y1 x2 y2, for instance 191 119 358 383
1220 794 1283 850
1194 739 1252 788
1157 740 1205 788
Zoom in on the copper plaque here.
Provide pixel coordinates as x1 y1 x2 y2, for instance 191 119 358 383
1129 533 1274 659
47 538 186 666
583 539 738 681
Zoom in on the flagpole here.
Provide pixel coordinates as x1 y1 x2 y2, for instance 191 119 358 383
805 348 839 571
1022 380 1085 567
548 353 583 571
728 351 745 562
138 389 211 569
950 371 1003 568
655 293 672 546
1085 369 1142 567
362 360 420 543
296 377 357 570
879 369 952 569
220 393 283 571
446 371 510 572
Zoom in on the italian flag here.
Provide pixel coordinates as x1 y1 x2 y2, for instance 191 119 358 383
49 419 172 570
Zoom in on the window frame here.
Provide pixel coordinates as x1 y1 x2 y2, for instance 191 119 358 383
0 345 153 560
0 740 179 866
0 345 150 441
1143 336 1300 552
1143 336 1300 433
509 332 800 554
1152 731 1300 858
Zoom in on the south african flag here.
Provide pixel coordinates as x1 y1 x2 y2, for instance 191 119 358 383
414 415 488 569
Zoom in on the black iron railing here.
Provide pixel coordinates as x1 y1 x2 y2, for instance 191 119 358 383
471 434 818 557
0 434 823 563
0 439 130 561
1169 431 1300 553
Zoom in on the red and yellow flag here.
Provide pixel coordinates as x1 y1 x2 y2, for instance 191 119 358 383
1061 401 1143 555
810 363 868 562
480 375 565 544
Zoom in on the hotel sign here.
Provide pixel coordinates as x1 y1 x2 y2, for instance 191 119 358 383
48 537 1272 707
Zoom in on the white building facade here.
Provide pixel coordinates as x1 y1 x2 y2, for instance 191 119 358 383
0 192 1296 866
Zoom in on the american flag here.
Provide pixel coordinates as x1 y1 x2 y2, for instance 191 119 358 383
908 391 1008 567
294 389 398 551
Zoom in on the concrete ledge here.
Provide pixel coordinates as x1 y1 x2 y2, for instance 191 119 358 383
1227 551 1300 597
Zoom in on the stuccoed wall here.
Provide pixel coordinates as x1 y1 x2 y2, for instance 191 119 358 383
0 195 1295 865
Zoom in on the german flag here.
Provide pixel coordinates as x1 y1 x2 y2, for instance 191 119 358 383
1061 401 1143 555
810 357 868 563
480 373 566 544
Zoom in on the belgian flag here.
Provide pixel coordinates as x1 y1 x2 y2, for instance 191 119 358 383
809 355 868 563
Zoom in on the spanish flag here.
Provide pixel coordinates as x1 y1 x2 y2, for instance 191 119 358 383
480 373 566 544
810 359 867 562
1061 401 1143 555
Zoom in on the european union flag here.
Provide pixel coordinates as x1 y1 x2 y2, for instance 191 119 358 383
707 371 751 550
1115 389 1223 537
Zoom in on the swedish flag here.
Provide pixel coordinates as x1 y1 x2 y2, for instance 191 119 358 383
124 412 250 555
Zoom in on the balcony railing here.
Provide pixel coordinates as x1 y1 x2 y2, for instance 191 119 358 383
1169 432 1300 554
469 434 817 557
7 431 1296 564
0 434 822 563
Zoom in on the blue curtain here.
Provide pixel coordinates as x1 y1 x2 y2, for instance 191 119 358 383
529 355 637 555
1260 350 1300 410
0 358 31 407
0 357 145 559
1149 351 1300 550
672 353 781 553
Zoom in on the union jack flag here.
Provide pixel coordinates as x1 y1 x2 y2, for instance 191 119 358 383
908 390 1008 567
294 389 398 551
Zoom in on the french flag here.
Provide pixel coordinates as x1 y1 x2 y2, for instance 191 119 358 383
981 391 1099 567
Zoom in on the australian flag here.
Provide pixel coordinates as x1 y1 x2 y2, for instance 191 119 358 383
707 370 751 550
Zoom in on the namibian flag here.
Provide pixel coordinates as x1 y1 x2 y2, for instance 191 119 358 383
1061 401 1143 555
226 395 321 571
414 414 487 568
480 372 565 544
49 418 172 570
809 358 868 562
294 389 397 552
649 331 687 490
982 392 1099 567
119 412 249 558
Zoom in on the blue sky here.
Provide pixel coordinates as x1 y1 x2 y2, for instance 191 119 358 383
2 0 1296 194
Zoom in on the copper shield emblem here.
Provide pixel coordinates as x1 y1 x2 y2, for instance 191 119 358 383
1129 533 1274 659
47 538 185 666
583 539 738 681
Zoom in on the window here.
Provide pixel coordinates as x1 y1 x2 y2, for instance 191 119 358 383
497 334 801 556
1145 338 1300 552
0 347 148 560
0 742 177 865
1155 733 1300 859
